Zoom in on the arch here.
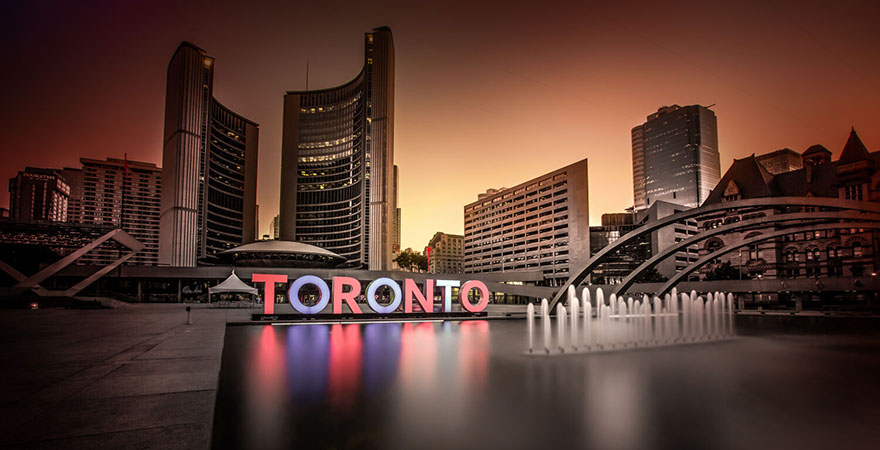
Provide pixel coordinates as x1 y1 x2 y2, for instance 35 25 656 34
608 210 880 296
655 221 880 297
550 197 880 310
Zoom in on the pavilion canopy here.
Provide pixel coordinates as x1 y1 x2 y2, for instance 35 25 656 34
208 270 258 296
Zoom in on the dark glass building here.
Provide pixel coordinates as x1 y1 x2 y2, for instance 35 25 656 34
8 168 69 222
159 42 259 267
279 27 395 270
632 104 720 210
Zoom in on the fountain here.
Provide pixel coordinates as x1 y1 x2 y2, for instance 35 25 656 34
527 287 736 355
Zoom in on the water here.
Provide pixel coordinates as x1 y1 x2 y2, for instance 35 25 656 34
213 317 880 450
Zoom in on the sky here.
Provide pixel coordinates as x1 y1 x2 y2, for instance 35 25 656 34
1 0 879 251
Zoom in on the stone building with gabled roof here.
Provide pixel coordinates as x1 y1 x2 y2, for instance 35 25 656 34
696 128 879 287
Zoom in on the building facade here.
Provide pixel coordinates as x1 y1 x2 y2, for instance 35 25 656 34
61 167 83 224
589 212 645 285
697 128 879 283
755 148 803 175
426 232 463 274
279 27 395 270
78 157 161 266
463 159 589 286
159 41 259 267
8 167 69 222
632 104 721 210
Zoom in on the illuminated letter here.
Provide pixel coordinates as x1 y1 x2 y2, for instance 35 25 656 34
252 273 288 314
460 280 490 313
436 279 460 312
366 277 402 314
332 277 363 314
404 278 435 313
288 275 330 314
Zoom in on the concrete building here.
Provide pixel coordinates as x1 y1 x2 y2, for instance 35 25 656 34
632 104 721 210
697 128 879 283
159 41 259 267
463 159 589 286
425 232 463 274
755 148 803 175
77 157 161 266
279 27 395 270
8 167 69 222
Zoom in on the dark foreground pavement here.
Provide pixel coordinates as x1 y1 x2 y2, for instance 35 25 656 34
0 304 229 449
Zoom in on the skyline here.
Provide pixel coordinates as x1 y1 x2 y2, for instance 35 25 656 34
2 0 879 251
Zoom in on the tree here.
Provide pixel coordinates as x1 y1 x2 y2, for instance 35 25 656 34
394 252 413 271
412 253 428 272
633 267 667 283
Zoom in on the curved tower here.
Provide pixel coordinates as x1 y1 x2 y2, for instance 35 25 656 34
159 42 259 267
280 27 395 270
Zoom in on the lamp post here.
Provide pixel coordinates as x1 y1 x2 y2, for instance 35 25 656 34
739 248 743 281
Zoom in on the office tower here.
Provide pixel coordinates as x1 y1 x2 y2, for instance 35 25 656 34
392 164 401 253
8 167 69 222
79 157 161 265
271 214 280 240
632 104 720 210
463 159 589 286
159 41 259 267
426 232 463 274
755 148 803 175
279 27 395 270
60 168 83 224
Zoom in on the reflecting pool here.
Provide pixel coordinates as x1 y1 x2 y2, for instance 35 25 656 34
213 317 880 450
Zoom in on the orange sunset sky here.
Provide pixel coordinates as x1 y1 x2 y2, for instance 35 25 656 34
1 0 878 251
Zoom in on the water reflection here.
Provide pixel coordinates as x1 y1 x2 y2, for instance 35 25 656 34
285 324 329 402
243 321 493 411
217 318 880 450
328 324 361 410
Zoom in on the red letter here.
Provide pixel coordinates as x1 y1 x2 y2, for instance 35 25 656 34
332 277 363 314
405 279 435 313
460 280 490 313
252 274 288 314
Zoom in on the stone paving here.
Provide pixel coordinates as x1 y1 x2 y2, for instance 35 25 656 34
0 304 228 449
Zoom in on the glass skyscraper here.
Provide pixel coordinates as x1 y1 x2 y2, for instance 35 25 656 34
159 42 259 267
632 104 720 210
279 27 395 270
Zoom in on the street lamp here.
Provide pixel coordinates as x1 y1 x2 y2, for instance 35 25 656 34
739 248 743 281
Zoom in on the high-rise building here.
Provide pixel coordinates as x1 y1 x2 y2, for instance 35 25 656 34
426 232 463 274
755 148 803 175
463 159 589 286
279 27 395 270
271 214 280 240
392 164 401 253
61 167 83 224
159 41 259 267
8 167 69 222
79 157 162 265
632 104 720 210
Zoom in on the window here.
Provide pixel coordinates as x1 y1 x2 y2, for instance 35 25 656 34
844 184 863 201
853 243 863 258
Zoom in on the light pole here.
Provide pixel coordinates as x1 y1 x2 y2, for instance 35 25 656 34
739 248 743 280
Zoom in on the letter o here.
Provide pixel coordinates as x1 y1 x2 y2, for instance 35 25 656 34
366 277 402 314
288 275 330 314
460 280 490 313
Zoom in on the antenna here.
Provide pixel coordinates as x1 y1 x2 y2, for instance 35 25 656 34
306 61 309 91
